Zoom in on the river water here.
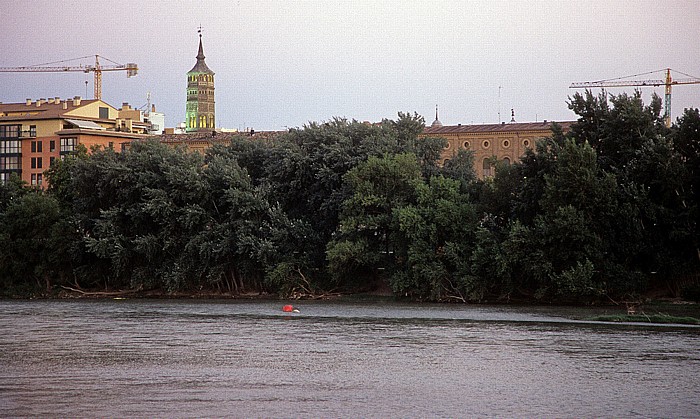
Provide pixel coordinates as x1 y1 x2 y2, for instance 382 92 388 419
0 299 698 418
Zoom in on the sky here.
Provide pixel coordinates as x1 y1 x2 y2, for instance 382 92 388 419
1 0 699 131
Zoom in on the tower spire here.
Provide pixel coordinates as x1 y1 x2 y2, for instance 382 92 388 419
197 25 205 60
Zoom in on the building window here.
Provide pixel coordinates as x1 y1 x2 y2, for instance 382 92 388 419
109 142 114 149
50 157 56 166
0 156 21 170
503 157 511 165
50 140 56 152
0 125 21 138
99 107 109 119
31 157 36 169
483 159 492 177
29 125 37 137
31 173 44 186
483 140 490 149
60 137 77 154
0 140 21 154
463 141 470 148
523 139 531 147
503 140 510 148
31 141 43 153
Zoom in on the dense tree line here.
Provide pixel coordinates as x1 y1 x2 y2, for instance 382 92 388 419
1 96 699 302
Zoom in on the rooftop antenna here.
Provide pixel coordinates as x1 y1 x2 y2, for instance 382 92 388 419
510 108 516 123
498 86 502 123
85 80 88 98
146 91 151 116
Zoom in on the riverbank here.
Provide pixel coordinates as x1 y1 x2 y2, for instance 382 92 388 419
4 285 698 326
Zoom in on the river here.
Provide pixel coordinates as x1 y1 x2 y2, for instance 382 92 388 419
1 299 698 418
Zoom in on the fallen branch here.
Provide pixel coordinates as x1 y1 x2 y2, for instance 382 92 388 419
60 285 143 297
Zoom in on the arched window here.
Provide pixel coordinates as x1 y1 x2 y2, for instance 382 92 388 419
482 158 492 177
503 157 511 165
200 115 207 127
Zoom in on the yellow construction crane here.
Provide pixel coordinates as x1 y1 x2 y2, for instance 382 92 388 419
0 55 138 101
570 68 700 127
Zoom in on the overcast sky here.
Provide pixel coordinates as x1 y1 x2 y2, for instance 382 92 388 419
1 0 699 130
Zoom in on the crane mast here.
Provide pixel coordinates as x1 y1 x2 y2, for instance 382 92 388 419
570 68 700 127
0 55 138 101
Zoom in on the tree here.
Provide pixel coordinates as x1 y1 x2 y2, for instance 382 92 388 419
393 175 477 300
0 192 74 295
568 90 666 172
327 153 422 289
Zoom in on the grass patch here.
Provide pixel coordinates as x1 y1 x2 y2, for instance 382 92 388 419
588 313 700 325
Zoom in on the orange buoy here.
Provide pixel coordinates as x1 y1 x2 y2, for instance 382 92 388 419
282 304 294 312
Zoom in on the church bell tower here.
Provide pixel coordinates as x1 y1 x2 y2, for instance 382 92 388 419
186 28 215 132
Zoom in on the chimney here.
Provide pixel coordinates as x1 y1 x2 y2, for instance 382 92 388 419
125 118 133 132
48 97 53 103
151 104 156 113
54 97 61 105
73 96 81 106
26 99 32 106
62 101 68 110
36 98 45 107
122 102 131 110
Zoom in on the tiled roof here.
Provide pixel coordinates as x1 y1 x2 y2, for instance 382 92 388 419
423 121 575 135
0 99 100 121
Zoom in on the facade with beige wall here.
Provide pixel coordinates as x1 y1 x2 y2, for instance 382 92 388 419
422 120 574 178
0 97 150 187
